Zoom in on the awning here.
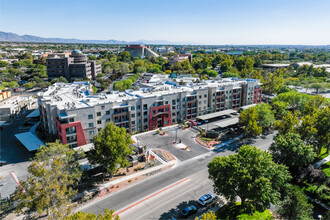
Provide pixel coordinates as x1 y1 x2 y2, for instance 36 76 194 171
197 109 236 121
26 109 40 118
15 132 45 151
74 143 94 152
214 118 239 128
240 104 257 110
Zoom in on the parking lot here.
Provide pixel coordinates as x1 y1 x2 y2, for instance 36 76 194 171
134 126 210 162
196 113 240 133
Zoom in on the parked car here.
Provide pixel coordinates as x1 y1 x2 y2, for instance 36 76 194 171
0 160 7 166
180 205 197 217
198 193 215 206
231 112 239 116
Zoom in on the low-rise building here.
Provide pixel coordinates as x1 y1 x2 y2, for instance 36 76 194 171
46 50 101 82
0 96 37 121
38 78 262 148
125 45 159 58
168 54 192 66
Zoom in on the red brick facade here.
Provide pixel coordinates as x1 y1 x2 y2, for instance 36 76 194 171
253 88 262 103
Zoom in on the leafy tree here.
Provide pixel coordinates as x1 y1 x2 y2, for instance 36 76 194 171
311 83 325 94
208 145 291 209
254 103 275 131
19 52 33 61
220 59 233 72
195 211 216 220
272 91 311 111
117 51 131 62
314 106 330 154
202 69 217 77
64 209 120 220
276 185 313 220
222 71 240 78
1 81 19 88
303 95 328 115
88 122 134 175
51 76 68 84
274 111 299 135
13 141 84 219
306 165 329 191
271 101 288 119
0 60 8 67
239 108 262 137
234 56 254 72
270 133 316 177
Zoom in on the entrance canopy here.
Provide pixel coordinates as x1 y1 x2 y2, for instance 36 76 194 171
197 109 236 121
214 118 239 128
15 132 45 151
26 109 40 118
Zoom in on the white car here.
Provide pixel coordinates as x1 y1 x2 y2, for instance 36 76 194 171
198 193 215 206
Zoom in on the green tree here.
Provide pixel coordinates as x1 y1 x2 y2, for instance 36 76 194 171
311 83 325 94
239 108 262 137
13 141 84 219
274 111 299 135
64 209 120 220
272 91 311 111
271 101 288 119
276 185 313 220
0 60 8 67
195 211 216 220
208 145 291 209
270 133 316 177
220 59 233 72
254 103 275 131
314 106 330 154
117 51 131 62
202 69 218 77
88 122 134 175
19 52 33 61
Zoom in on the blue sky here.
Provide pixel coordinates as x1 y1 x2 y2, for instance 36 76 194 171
0 0 329 45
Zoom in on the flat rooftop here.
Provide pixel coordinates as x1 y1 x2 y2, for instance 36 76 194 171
197 109 236 121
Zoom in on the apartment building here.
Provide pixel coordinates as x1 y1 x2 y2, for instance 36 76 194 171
38 78 262 148
46 50 101 82
0 96 37 121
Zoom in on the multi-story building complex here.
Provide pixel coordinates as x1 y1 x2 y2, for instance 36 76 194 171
0 96 37 121
38 78 262 148
168 53 192 66
46 50 101 82
125 45 159 58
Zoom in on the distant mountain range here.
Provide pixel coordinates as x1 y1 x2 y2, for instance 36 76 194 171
0 31 185 45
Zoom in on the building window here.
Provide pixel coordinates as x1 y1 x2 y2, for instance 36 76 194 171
69 118 74 122
137 112 141 117
137 105 140 110
143 118 148 123
106 118 110 122
182 98 185 102
88 114 93 119
165 108 169 111
199 95 202 98
165 121 169 125
132 121 135 125
97 120 101 124
131 106 135 111
177 98 180 102
101 105 105 110
90 131 94 135
204 94 207 98
132 113 135 118
106 110 110 115
143 111 147 116
98 128 101 132
165 101 168 104
137 119 141 123
97 112 101 116
152 110 156 114
89 123 94 127
143 104 147 110
172 100 176 105
172 106 175 110
144 125 148 130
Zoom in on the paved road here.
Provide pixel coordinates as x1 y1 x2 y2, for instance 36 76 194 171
0 110 34 164
136 127 209 161
78 132 276 217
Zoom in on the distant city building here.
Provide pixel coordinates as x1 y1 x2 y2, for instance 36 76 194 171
38 78 262 148
125 45 159 58
168 53 192 66
46 50 101 82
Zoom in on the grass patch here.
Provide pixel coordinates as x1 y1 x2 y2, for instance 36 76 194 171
217 202 273 220
321 161 330 177
318 147 329 160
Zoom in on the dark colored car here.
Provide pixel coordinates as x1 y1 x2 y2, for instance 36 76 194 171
180 205 197 217
0 160 7 166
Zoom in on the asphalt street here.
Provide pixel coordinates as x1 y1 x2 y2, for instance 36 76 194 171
78 132 276 218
